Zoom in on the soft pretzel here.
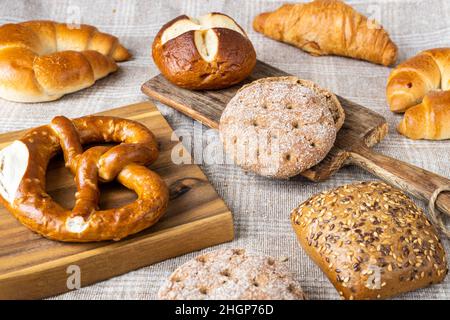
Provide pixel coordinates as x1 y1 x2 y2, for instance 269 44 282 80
253 0 398 66
386 48 450 112
0 20 131 103
0 116 169 242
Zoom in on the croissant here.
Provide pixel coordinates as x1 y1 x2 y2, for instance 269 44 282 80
0 20 131 103
387 48 450 113
253 0 397 66
397 90 450 140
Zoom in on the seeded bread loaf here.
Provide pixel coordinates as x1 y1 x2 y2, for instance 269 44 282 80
291 181 448 300
158 248 306 300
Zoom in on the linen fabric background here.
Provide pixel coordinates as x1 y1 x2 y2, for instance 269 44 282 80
0 0 449 300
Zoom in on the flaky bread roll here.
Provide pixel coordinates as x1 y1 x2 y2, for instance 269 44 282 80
387 48 450 113
0 20 131 103
253 0 397 66
397 90 450 140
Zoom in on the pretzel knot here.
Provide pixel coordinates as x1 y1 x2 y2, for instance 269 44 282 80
0 115 169 242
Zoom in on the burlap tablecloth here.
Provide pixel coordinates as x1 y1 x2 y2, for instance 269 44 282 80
0 0 449 300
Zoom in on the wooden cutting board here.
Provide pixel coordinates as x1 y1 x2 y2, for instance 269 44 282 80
142 60 450 219
0 102 234 299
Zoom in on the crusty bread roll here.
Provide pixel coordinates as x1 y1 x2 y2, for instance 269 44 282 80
397 90 450 140
386 48 450 113
291 181 448 300
253 0 398 66
220 77 344 178
152 13 256 90
0 20 131 103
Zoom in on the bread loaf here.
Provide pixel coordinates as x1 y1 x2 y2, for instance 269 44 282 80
0 20 130 103
152 13 256 90
291 181 448 299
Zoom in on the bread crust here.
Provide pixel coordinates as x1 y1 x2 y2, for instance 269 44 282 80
152 13 256 90
0 20 130 102
291 181 448 299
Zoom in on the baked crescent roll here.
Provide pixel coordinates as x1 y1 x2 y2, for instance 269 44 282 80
253 0 397 66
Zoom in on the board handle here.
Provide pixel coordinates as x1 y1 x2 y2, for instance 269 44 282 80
347 144 450 218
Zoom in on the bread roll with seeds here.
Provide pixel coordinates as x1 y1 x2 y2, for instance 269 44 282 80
291 181 448 300
219 76 344 179
158 248 306 300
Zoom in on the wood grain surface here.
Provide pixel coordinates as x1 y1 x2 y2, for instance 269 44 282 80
0 102 234 299
142 60 450 221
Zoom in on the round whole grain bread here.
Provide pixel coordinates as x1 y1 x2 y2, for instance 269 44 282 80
158 248 306 300
219 76 344 178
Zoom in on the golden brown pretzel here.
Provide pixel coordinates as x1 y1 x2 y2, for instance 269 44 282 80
0 115 169 242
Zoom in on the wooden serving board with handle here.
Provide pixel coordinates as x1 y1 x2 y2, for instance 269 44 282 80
0 102 234 299
142 60 450 218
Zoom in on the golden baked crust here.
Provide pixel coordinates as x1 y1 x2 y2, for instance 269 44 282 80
253 0 397 66
219 76 343 179
386 47 450 113
0 20 130 102
291 181 448 300
152 13 256 90
0 116 168 242
397 90 450 140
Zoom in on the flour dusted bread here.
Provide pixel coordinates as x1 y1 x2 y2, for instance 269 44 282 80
219 76 344 179
152 13 256 90
0 20 130 102
253 0 397 66
387 48 450 140
291 181 448 300
158 248 306 300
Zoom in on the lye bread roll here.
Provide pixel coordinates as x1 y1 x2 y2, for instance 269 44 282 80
0 20 130 103
152 13 256 90
291 181 448 300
